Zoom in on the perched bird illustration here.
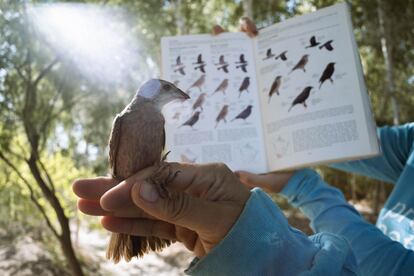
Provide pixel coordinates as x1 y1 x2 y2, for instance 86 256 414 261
187 75 206 93
107 79 190 262
236 54 248 72
305 36 320 48
215 105 229 128
238 77 250 98
275 51 288 61
289 54 309 74
232 105 253 122
215 55 229 73
319 40 334 51
288 86 313 112
213 79 229 95
319 62 335 89
263 48 275 60
173 56 185 75
193 54 206 73
192 93 207 111
268 76 282 103
180 111 201 129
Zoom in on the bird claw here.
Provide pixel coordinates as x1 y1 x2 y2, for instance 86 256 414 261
147 154 181 198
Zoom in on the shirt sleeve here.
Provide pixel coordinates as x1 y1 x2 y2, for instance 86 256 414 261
185 188 359 276
329 123 414 184
281 169 414 276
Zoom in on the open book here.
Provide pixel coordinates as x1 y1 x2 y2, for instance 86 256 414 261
160 3 379 173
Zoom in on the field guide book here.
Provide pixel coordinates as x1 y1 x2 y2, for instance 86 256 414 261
160 3 380 173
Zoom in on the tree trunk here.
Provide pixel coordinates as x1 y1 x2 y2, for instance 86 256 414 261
242 0 254 18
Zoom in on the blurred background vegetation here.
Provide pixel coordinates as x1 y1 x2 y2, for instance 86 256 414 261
0 0 413 275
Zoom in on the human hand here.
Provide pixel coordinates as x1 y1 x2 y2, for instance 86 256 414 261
73 163 250 258
236 170 295 193
212 16 258 37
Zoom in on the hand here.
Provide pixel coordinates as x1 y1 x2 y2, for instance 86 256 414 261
236 170 295 193
73 163 250 258
212 16 258 37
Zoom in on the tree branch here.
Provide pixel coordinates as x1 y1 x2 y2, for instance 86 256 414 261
37 158 56 193
33 56 60 86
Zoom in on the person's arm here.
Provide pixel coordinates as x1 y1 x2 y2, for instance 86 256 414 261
281 169 414 275
329 123 414 184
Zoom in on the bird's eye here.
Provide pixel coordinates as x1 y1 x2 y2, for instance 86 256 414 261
163 84 171 90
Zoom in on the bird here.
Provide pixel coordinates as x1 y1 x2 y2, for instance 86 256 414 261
268 76 282 103
215 105 229 128
215 55 229 73
173 56 185 75
238 77 250 98
192 93 207 111
187 75 205 93
263 48 275 60
236 54 248 72
319 62 335 89
107 79 190 263
180 111 201 129
213 79 229 95
232 105 253 122
305 36 320 48
289 54 309 74
288 86 313 112
275 51 288 61
193 54 206 73
319 40 334 51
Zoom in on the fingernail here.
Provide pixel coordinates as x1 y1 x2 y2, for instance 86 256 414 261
139 181 159 202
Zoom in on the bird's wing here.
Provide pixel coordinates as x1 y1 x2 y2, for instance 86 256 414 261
178 68 185 75
310 36 316 44
326 44 333 51
177 56 181 64
200 66 205 73
240 54 245 62
219 55 224 63
223 66 228 73
108 114 123 176
242 65 247 73
197 54 202 63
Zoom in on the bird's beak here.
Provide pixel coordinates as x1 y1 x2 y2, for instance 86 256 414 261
175 88 191 100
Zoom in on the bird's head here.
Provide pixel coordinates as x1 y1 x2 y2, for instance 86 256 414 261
137 79 190 107
247 105 253 109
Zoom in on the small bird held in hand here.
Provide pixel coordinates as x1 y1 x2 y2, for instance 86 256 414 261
107 79 190 263
288 86 313 112
289 54 309 74
319 62 335 89
268 76 282 103
232 105 253 122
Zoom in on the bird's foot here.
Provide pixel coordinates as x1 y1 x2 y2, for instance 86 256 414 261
147 153 180 198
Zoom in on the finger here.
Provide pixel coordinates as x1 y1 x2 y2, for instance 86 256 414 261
175 226 198 251
212 25 225 35
72 177 119 200
239 16 258 37
101 216 177 241
236 171 274 188
77 199 154 218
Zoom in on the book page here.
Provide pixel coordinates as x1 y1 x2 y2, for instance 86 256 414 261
161 32 268 173
254 3 379 171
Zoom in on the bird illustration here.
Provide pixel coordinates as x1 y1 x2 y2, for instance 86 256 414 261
319 40 334 51
215 105 229 128
268 76 282 103
289 54 309 74
319 62 335 89
173 56 185 75
236 54 248 72
193 54 206 73
305 36 320 48
275 51 288 61
232 105 253 122
192 93 207 111
180 111 201 129
187 75 206 93
215 55 229 73
107 79 190 262
238 77 250 98
263 48 275 60
288 86 313 112
213 79 229 95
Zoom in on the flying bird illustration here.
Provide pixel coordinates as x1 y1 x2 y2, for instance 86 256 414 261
236 54 248 72
173 56 185 75
275 51 288 61
180 111 201 129
215 105 229 128
319 40 334 51
213 79 229 95
187 75 206 93
289 54 309 74
288 86 313 112
192 93 207 111
268 76 282 103
263 48 275 60
193 54 206 73
232 105 253 122
305 36 320 48
319 62 335 89
238 77 250 98
215 55 229 73
107 79 190 262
